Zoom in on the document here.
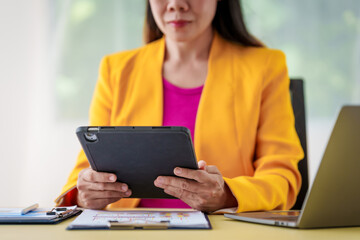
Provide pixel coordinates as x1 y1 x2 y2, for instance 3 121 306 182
67 209 211 230
0 206 80 223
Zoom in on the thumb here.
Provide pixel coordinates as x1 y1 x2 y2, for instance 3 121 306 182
198 160 207 170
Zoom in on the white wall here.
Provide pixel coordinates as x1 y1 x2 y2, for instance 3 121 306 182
0 0 28 206
0 0 80 207
307 119 337 184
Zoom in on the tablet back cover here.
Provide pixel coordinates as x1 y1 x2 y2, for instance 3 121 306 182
76 126 198 199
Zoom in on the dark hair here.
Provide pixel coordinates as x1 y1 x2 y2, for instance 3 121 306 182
144 0 264 47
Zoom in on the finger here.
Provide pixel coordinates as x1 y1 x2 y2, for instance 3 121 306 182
198 160 207 170
163 185 197 201
87 181 129 192
79 190 132 201
82 169 117 183
162 187 197 208
154 176 201 193
205 165 221 174
173 167 209 183
80 197 122 210
163 186 214 213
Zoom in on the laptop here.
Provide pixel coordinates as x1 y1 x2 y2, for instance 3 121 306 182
224 106 360 228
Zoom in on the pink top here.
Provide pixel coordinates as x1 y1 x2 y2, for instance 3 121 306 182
138 77 203 208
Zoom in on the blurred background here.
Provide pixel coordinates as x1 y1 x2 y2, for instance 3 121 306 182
0 0 359 207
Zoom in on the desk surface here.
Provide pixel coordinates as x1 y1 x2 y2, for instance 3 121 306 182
1 214 360 240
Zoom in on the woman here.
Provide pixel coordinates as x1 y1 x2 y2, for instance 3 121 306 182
56 0 303 213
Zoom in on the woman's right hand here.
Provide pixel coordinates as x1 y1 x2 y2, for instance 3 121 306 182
76 168 132 209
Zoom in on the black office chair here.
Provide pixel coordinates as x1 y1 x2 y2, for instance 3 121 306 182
289 79 309 210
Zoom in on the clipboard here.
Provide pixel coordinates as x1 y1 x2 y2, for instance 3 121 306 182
67 209 212 230
108 220 171 230
0 206 81 224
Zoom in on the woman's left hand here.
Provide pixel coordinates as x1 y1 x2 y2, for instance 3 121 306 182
154 160 237 212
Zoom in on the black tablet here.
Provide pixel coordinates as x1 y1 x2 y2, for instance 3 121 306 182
76 126 198 198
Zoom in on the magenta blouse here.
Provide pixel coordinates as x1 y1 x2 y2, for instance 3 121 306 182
138 77 204 208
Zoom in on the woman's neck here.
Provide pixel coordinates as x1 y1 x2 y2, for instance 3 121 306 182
164 27 214 62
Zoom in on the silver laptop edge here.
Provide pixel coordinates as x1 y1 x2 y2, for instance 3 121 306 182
225 106 360 228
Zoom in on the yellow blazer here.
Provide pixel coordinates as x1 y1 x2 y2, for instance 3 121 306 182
55 32 304 212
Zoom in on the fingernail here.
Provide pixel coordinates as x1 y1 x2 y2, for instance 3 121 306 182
109 175 116 181
122 185 127 191
175 168 182 174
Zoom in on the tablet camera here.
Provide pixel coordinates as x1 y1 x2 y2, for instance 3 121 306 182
84 133 98 142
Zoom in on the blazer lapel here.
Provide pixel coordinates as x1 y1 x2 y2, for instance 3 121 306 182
194 33 238 164
123 38 165 126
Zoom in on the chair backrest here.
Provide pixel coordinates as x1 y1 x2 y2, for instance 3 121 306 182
289 79 309 210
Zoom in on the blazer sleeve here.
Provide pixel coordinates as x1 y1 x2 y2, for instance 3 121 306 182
223 50 304 212
55 57 113 206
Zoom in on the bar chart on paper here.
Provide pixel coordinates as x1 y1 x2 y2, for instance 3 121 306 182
67 210 211 230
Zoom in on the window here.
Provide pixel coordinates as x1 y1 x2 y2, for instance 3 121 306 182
243 0 360 118
53 0 145 119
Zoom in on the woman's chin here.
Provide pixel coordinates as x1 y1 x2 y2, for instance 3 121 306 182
165 32 197 43
164 26 212 44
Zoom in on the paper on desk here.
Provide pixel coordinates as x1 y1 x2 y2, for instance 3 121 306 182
0 208 25 216
0 206 78 220
67 209 211 229
0 208 55 219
